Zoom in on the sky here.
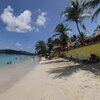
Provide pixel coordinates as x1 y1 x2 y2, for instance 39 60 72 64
0 0 100 52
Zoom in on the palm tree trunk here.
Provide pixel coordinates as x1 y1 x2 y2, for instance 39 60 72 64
58 50 61 56
76 22 81 35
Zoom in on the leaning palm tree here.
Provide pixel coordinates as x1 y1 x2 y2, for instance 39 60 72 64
61 0 91 35
86 0 100 21
53 23 71 48
35 40 47 56
53 23 71 37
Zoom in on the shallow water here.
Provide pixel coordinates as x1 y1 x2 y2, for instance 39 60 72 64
0 54 33 67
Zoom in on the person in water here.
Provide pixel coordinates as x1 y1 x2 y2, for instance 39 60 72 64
7 61 12 64
9 61 12 64
7 62 9 64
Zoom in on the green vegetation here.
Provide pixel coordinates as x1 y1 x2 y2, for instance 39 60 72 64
94 25 100 32
47 38 53 55
54 23 71 48
35 0 100 58
35 40 47 56
0 49 34 55
61 0 91 35
86 0 100 21
63 42 100 59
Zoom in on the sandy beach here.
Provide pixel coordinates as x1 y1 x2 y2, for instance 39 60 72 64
0 58 100 100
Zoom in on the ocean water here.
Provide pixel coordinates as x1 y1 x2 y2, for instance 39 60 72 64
0 54 33 67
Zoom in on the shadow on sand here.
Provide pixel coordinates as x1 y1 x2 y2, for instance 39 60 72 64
47 59 100 79
43 59 69 64
48 65 80 79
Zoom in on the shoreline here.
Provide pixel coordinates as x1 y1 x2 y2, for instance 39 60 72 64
0 58 100 100
0 55 33 68
0 58 39 94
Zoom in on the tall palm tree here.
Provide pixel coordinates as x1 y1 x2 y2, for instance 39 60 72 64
61 0 91 35
86 0 100 21
35 40 47 56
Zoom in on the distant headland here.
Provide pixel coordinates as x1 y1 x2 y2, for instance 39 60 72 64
0 49 34 56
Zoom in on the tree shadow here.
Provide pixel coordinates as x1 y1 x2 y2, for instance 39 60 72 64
43 59 69 64
48 64 81 79
48 61 100 79
44 57 82 65
81 63 100 75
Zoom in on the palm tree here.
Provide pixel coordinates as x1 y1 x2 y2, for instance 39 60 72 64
47 38 53 54
86 0 100 21
53 38 61 47
54 23 71 37
53 38 61 55
61 0 91 35
35 40 47 56
60 33 69 49
70 34 78 42
53 23 71 48
78 32 86 45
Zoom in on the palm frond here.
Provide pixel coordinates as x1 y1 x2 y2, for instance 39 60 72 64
92 7 100 21
94 24 100 32
80 22 87 33
66 28 72 33
52 33 60 38
81 0 89 9
79 13 92 19
86 0 100 9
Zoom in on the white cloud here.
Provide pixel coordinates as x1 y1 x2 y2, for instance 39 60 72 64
36 12 47 26
38 9 41 13
1 6 33 33
15 42 22 47
32 27 39 32
15 42 24 50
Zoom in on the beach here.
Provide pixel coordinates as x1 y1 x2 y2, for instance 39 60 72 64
0 58 100 100
0 57 38 94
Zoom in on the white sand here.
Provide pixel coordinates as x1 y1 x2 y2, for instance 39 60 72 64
0 58 100 100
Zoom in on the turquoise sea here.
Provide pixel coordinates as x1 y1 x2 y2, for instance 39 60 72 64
0 54 33 67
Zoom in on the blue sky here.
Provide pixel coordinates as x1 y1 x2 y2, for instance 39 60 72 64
0 0 100 52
